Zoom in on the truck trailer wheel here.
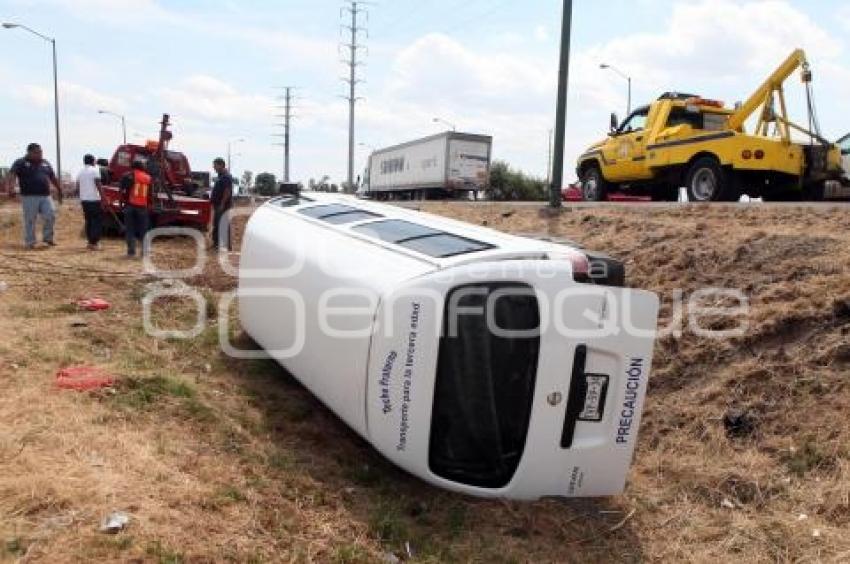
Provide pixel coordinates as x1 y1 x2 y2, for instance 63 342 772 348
581 167 608 202
685 157 727 202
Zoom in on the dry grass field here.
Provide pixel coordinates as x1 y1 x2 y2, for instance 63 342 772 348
0 199 849 563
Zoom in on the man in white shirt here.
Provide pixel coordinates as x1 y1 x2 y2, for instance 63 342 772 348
76 154 104 250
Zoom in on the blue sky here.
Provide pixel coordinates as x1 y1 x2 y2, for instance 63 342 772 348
2 0 849 185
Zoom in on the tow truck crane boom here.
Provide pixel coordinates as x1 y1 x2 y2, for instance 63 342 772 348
726 48 813 141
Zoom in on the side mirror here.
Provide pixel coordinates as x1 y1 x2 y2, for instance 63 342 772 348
96 158 110 168
610 113 619 133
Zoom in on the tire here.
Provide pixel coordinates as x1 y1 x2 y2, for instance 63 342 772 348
685 157 726 202
581 166 608 202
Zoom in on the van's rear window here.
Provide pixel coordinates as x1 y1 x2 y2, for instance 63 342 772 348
429 283 540 489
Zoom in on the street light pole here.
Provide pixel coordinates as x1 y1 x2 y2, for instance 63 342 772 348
549 0 573 208
3 23 62 189
227 138 245 170
432 117 457 131
50 38 61 187
98 110 127 145
600 63 632 117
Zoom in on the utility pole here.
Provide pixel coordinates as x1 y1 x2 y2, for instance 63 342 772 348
3 23 61 194
341 1 369 191
273 86 295 183
547 128 553 186
549 0 573 208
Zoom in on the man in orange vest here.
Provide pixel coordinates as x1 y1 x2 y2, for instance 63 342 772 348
120 159 152 258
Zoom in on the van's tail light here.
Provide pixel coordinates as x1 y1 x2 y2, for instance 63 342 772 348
555 252 625 287
568 252 590 277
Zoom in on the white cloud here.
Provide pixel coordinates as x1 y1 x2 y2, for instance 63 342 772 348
156 75 275 121
839 5 850 30
388 33 555 111
11 81 127 113
534 25 549 42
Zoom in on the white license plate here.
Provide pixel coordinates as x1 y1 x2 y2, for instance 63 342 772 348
579 374 609 422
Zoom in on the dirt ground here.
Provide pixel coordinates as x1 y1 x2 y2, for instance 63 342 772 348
0 199 848 563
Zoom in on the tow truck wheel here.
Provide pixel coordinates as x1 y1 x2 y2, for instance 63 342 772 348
581 167 608 202
685 157 726 202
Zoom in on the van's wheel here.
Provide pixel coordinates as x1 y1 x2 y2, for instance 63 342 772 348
685 157 727 202
581 167 608 202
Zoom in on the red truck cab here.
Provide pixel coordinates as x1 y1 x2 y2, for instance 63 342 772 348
99 128 213 231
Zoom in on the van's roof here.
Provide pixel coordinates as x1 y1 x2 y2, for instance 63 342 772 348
263 192 585 269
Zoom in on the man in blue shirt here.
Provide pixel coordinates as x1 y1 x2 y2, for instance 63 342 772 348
5 143 62 249
210 158 233 252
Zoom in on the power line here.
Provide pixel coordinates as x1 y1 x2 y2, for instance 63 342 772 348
341 1 371 191
439 0 513 36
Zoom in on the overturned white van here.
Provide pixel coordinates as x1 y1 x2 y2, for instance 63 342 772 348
238 193 660 500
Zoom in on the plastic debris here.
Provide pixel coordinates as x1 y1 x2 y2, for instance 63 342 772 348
56 366 115 391
77 298 111 311
721 499 735 509
100 512 130 534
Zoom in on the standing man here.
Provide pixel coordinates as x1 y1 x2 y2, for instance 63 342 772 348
120 159 152 258
77 154 104 250
5 143 63 249
210 157 233 252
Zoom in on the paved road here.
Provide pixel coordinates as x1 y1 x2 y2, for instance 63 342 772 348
391 200 850 210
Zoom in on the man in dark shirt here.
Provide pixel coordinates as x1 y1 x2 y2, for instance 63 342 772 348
6 143 62 249
210 158 234 252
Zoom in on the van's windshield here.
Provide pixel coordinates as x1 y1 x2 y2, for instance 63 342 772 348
429 283 541 488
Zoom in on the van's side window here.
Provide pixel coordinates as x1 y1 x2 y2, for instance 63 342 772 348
354 220 495 258
299 204 383 225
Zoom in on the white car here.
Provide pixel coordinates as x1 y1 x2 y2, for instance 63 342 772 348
238 193 660 500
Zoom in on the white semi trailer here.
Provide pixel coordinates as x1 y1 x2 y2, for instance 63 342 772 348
363 132 493 200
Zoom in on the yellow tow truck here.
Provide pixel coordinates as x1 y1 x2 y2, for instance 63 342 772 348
576 49 846 202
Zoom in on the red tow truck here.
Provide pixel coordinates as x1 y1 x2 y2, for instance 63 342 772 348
99 114 212 231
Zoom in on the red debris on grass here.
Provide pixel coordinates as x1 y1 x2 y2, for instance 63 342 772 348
56 366 115 391
77 298 111 311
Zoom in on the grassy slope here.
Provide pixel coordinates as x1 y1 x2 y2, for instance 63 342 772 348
0 201 848 562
